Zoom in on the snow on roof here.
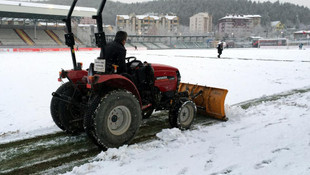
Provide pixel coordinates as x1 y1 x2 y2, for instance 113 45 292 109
78 24 92 27
118 14 172 20
117 15 130 20
219 15 261 20
14 18 24 21
294 30 310 34
191 13 210 18
249 36 262 39
2 17 13 20
136 15 160 20
136 15 148 19
271 21 281 27
165 15 177 20
78 24 111 27
148 16 160 20
220 15 251 20
244 15 261 18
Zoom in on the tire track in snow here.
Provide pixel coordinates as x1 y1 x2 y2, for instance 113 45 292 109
233 86 310 109
0 112 173 174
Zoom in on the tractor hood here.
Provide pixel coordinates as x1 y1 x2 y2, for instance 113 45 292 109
151 63 178 72
151 63 179 93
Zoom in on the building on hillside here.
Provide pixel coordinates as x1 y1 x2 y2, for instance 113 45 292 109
116 13 179 35
294 30 310 40
271 21 285 31
217 15 261 38
189 12 212 34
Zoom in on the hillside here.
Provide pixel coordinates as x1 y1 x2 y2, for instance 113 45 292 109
45 0 310 28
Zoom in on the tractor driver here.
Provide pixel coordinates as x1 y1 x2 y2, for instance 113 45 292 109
103 31 128 73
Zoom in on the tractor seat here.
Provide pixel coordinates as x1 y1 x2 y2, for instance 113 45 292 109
128 60 143 70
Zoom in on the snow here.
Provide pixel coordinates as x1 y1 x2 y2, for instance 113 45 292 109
0 48 310 174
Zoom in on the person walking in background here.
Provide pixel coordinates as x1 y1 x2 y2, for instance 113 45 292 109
217 41 224 58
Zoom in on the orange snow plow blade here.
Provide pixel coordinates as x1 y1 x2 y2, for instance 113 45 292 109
179 83 228 120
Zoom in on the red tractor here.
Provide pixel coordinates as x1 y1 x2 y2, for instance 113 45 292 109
51 0 228 150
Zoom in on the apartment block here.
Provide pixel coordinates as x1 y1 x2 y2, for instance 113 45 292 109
189 12 212 34
116 13 179 35
218 15 261 38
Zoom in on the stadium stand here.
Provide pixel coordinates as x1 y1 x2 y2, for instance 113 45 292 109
0 28 27 46
45 30 63 45
143 43 159 49
172 41 187 49
51 30 66 44
125 43 134 47
14 29 35 46
24 29 57 46
184 42 198 48
131 43 147 49
195 42 209 48
74 35 84 45
153 43 170 49
0 0 93 48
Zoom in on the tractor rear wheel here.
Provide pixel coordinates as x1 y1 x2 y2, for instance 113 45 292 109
169 100 196 130
83 94 101 147
51 84 66 131
50 82 84 134
93 90 142 149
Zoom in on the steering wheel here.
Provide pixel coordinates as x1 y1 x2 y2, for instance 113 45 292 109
126 56 136 63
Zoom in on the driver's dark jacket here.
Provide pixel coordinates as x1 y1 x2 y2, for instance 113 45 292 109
104 41 127 73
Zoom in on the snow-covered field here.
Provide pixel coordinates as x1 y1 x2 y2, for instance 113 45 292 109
0 48 310 174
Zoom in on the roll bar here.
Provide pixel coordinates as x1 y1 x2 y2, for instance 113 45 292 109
64 0 107 70
63 0 78 70
92 0 107 59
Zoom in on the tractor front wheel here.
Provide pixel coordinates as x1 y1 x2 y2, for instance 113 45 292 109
93 90 142 149
169 100 196 130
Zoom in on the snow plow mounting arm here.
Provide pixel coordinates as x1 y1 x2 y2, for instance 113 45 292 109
179 83 228 120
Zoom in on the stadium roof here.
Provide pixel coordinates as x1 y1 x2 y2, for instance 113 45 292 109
0 0 97 20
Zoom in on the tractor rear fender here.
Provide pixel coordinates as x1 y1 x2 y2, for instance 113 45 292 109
61 70 88 84
93 74 142 107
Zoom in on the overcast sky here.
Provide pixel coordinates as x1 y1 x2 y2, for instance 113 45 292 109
112 0 310 8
